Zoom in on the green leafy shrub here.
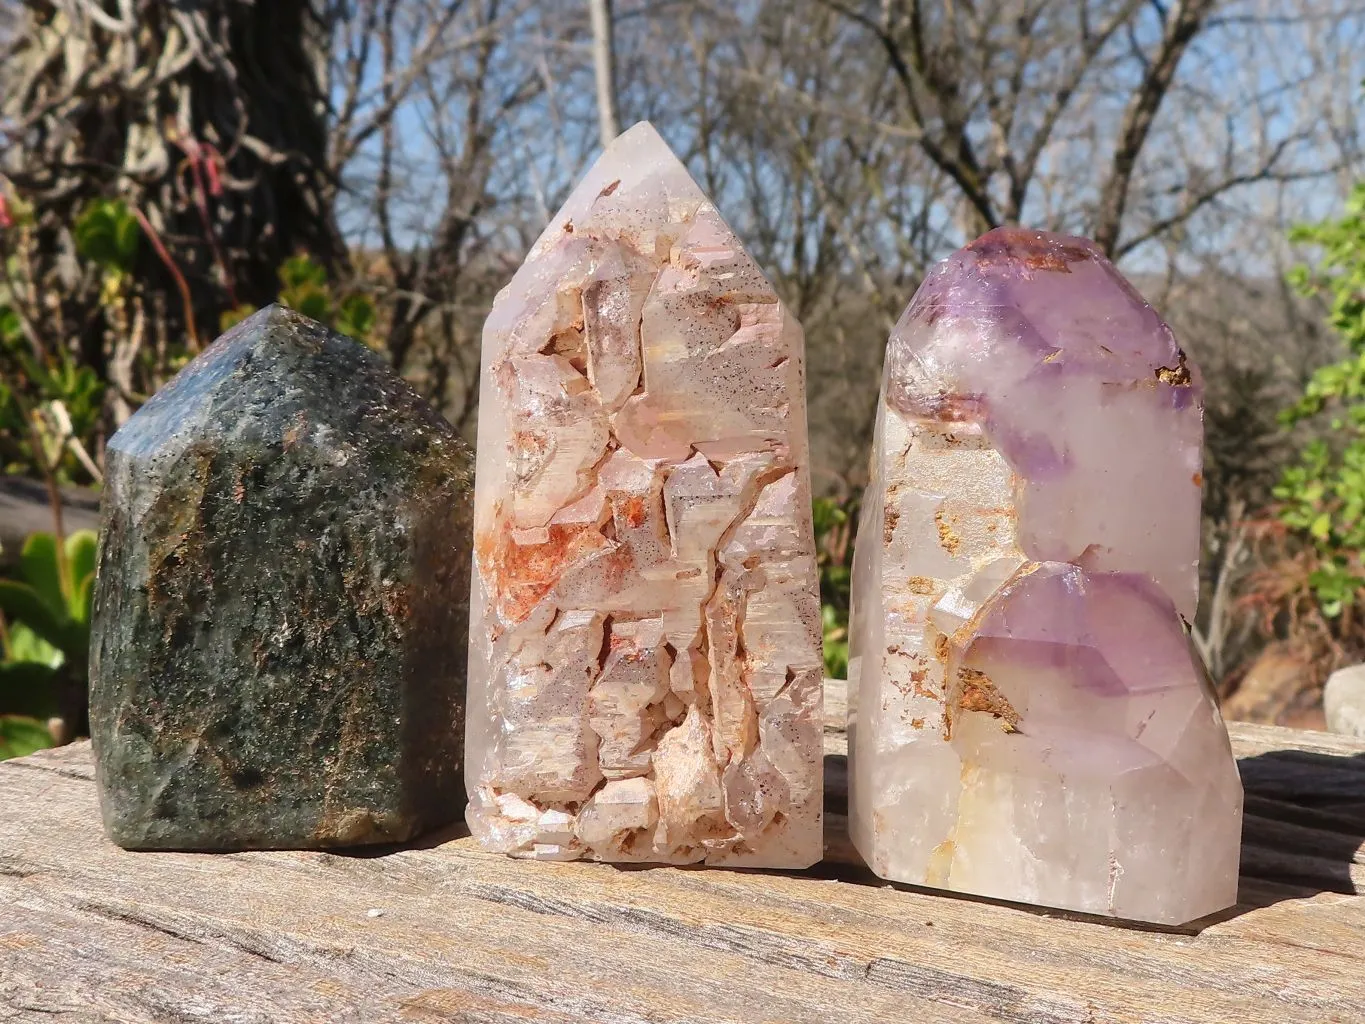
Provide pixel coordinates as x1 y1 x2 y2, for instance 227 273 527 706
813 495 857 678
0 339 105 482
1274 185 1365 620
0 330 105 483
0 530 97 759
73 198 140 275
222 254 378 346
1 198 122 484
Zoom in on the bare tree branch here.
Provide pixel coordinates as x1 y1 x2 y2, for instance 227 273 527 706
1092 0 1218 253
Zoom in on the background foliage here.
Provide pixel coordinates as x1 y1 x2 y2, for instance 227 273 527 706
0 530 97 757
1 0 1363 750
1233 184 1365 700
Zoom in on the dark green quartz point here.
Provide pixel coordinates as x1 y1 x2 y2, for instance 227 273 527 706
90 305 473 850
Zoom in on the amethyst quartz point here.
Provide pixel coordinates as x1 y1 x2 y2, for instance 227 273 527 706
847 227 1242 924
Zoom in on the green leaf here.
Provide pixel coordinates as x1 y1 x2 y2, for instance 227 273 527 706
69 572 95 628
0 715 54 760
74 199 140 273
0 579 66 645
1280 184 1365 620
8 622 63 668
0 305 22 347
61 370 105 436
57 619 89 669
288 286 331 324
279 254 328 291
811 496 848 535
20 532 66 615
337 293 377 341
220 304 257 333
0 661 61 718
821 601 850 678
114 209 141 266
1310 512 1333 541
65 530 97 609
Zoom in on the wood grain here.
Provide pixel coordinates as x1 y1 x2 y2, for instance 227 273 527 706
2 679 1362 1024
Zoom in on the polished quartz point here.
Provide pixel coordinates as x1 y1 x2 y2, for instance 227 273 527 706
465 123 824 867
847 228 1242 923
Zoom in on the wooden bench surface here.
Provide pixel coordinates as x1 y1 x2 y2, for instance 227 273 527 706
3 679 1363 1023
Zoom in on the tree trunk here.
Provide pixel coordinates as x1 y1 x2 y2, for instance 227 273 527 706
588 0 620 148
0 0 344 352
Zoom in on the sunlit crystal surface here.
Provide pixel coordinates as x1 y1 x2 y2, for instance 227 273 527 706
90 306 472 851
847 228 1242 923
465 123 823 866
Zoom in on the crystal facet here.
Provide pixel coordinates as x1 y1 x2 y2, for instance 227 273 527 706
90 306 474 850
466 123 824 867
848 228 1242 923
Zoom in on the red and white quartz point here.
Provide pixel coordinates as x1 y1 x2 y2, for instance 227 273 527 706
465 122 824 867
847 227 1243 924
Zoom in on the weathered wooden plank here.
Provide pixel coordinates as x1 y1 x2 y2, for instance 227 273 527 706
1 684 1362 1024
1227 720 1365 760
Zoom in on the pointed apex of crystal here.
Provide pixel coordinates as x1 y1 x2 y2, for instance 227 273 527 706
467 116 824 868
899 226 1197 394
526 121 706 261
604 120 686 173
